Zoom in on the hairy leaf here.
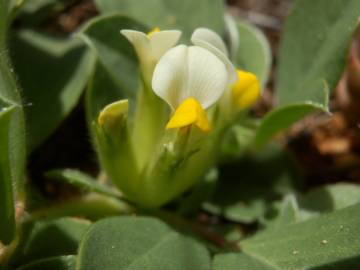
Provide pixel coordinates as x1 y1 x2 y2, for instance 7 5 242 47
213 253 276 270
277 0 360 106
205 144 300 223
0 107 16 244
79 15 145 124
10 30 95 150
77 216 211 270
45 169 120 198
242 203 360 269
16 255 77 270
10 218 90 267
94 0 225 41
235 19 271 87
0 0 26 244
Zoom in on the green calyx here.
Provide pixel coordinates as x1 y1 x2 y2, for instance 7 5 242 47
95 95 218 207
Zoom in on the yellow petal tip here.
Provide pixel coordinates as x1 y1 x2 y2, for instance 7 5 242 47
147 27 161 38
166 97 211 132
231 70 260 109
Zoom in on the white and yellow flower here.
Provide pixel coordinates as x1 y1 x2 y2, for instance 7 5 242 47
191 28 237 84
95 27 263 207
120 28 181 81
152 44 232 132
191 28 260 111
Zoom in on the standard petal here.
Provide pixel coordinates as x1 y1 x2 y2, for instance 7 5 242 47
191 28 228 56
152 45 188 109
152 45 228 109
150 30 182 60
191 28 237 85
120 30 150 62
186 46 228 109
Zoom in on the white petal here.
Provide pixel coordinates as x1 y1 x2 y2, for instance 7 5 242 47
191 28 228 56
150 30 181 60
152 45 228 109
120 30 150 62
187 46 228 108
152 45 188 109
191 28 237 85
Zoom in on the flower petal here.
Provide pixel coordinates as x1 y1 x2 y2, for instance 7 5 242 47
187 46 229 108
166 97 211 132
152 45 228 109
191 28 237 85
150 30 181 60
152 45 188 109
191 28 228 56
232 70 260 109
120 30 150 62
98 99 129 132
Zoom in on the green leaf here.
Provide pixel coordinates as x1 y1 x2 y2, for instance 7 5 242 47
10 29 95 150
77 216 211 270
177 168 218 215
10 218 90 267
79 15 145 123
297 183 360 221
262 194 299 228
16 255 76 270
204 144 300 223
30 194 133 221
0 0 8 46
235 19 271 87
258 0 360 148
0 107 16 244
254 101 328 148
264 184 360 227
44 169 120 198
277 0 360 106
241 203 360 269
272 195 299 226
94 0 225 41
213 253 276 270
80 15 143 97
85 62 124 126
0 0 26 244
220 123 256 160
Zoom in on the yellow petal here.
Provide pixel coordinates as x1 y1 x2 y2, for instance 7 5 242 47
166 97 211 132
231 70 260 109
147 27 161 38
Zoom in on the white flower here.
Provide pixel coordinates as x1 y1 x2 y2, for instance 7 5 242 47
191 28 237 84
191 27 229 56
152 45 229 131
120 28 181 81
192 28 260 111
